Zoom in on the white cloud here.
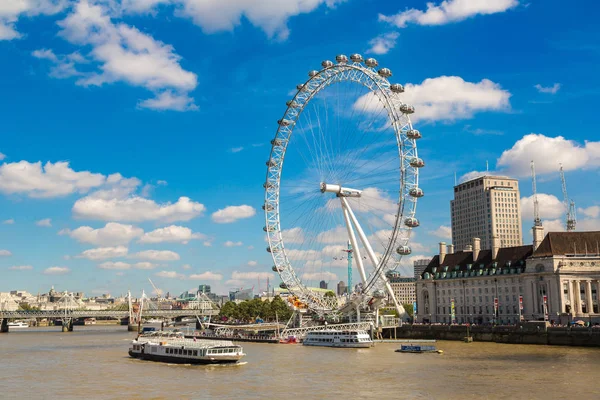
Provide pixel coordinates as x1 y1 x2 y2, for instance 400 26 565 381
155 270 184 279
0 0 69 41
0 152 5 160
496 134 600 177
189 271 223 281
579 206 600 219
521 194 565 221
133 262 157 269
44 1 198 110
171 0 345 41
211 205 256 223
380 0 518 28
302 271 337 281
541 218 565 233
60 222 144 246
131 249 180 261
9 265 32 271
281 227 305 244
138 90 198 112
535 83 561 94
247 260 258 266
0 250 12 256
429 225 452 240
73 195 205 222
77 245 128 260
32 48 86 79
43 266 70 275
400 76 511 123
229 147 244 153
98 261 131 270
2 219 14 224
367 32 399 55
316 226 347 244
203 241 213 247
139 225 204 244
224 240 243 247
286 248 319 260
231 271 274 281
0 160 106 198
35 218 52 227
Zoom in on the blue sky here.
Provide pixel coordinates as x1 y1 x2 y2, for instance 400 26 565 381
1 0 599 297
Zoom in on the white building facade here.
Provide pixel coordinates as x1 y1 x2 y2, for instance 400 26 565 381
416 231 600 325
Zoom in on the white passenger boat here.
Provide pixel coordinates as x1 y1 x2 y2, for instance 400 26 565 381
129 332 245 365
302 330 373 348
8 321 29 329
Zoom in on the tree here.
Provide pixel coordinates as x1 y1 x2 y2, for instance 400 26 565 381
402 303 414 319
218 301 238 320
18 303 40 311
324 291 336 298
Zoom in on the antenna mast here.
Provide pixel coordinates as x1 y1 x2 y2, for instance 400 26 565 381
559 164 577 231
531 161 542 227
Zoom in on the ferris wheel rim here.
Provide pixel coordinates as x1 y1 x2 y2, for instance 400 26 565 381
264 56 421 313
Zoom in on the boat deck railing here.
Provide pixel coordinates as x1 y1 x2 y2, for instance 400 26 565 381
136 337 237 349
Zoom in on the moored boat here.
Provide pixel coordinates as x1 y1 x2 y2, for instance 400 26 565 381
395 344 443 354
302 330 373 348
129 332 245 365
8 321 29 329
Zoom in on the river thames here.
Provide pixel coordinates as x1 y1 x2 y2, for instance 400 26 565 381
1 326 599 399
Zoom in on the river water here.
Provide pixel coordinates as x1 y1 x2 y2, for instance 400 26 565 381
1 326 599 399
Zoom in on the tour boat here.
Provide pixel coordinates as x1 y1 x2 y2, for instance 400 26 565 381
395 344 443 354
279 335 298 344
8 321 29 329
302 330 373 348
129 332 245 365
145 318 163 324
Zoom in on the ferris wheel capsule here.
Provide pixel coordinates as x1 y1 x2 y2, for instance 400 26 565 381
279 282 288 289
404 217 420 228
262 203 274 211
407 129 422 139
296 84 306 91
409 157 425 168
350 54 363 63
272 265 286 272
278 119 293 126
321 60 334 68
263 182 276 189
378 68 392 78
365 58 378 68
271 138 285 146
400 104 415 114
373 289 386 299
390 83 405 93
397 245 412 255
335 54 348 64
409 188 424 198
308 70 319 78
266 159 277 167
286 100 299 108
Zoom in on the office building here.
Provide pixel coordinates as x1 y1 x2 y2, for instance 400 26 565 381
337 281 347 296
319 280 328 290
413 259 431 280
451 175 523 251
387 272 416 305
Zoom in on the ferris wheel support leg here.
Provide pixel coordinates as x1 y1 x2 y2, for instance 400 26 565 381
341 199 368 286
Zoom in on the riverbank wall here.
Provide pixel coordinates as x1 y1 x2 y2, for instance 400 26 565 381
381 323 600 347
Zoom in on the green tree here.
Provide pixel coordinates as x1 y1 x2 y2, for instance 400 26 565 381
324 291 336 298
270 296 293 322
218 301 238 319
18 303 40 311
402 303 414 319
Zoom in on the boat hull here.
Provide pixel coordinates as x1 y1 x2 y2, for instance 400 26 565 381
128 351 241 365
302 342 372 348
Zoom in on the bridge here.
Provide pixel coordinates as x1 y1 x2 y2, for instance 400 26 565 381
0 290 217 333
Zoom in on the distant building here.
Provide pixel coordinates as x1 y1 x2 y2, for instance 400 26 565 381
387 272 416 305
337 281 347 296
451 175 523 251
413 259 431 280
198 285 211 294
229 288 253 302
319 280 328 290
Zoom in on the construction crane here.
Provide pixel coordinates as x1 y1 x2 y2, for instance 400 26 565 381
148 278 163 299
559 164 577 231
531 161 542 227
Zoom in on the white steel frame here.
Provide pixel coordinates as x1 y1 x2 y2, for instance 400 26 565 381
264 56 421 316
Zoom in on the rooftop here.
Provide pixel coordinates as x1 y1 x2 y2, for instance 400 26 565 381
533 231 600 258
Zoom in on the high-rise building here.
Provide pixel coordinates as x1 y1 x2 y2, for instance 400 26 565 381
387 272 416 305
198 285 211 294
337 281 347 296
451 175 523 251
413 259 431 279
319 280 328 290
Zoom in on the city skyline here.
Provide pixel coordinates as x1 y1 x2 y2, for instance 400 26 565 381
1 0 600 296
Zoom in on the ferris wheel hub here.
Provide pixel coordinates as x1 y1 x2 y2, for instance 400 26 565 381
320 182 362 197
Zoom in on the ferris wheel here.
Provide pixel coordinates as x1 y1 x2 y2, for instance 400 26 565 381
263 53 423 317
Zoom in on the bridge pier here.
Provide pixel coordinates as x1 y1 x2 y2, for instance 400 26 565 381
196 318 203 330
128 324 140 333
1 318 8 333
62 318 73 332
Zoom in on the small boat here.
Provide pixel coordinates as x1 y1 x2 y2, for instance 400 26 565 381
145 318 163 324
302 330 373 348
8 321 29 329
84 318 96 325
129 331 245 365
279 335 298 344
395 344 443 354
